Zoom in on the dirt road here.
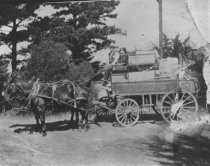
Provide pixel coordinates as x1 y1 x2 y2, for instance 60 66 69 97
0 112 210 166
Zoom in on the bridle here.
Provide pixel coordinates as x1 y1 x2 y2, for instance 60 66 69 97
2 81 28 102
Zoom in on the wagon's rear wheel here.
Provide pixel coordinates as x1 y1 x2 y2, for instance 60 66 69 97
115 98 140 127
160 90 198 123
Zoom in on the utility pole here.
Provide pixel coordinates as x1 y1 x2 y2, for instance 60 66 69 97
158 0 163 59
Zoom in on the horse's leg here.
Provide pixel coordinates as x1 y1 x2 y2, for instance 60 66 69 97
79 110 85 129
69 109 74 126
70 110 74 121
84 110 90 130
31 101 40 132
2 105 6 116
75 110 79 127
38 100 47 136
94 111 99 124
34 113 40 132
40 108 47 136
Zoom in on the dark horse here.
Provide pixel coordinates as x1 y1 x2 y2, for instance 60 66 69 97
2 77 90 136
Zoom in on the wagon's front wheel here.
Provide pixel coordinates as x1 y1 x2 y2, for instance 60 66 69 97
160 90 198 123
115 98 140 127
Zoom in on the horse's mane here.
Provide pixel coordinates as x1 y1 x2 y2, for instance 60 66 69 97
15 81 34 95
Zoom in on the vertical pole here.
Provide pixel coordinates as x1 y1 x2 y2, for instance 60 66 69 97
159 0 163 59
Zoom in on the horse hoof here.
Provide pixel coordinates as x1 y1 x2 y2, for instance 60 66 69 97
93 117 98 124
80 124 84 129
42 132 47 137
84 128 88 132
28 130 33 134
85 125 90 131
35 127 40 132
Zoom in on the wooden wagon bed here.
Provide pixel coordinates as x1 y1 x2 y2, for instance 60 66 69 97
112 79 199 96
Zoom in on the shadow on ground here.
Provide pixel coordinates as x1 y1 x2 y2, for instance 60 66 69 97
9 120 81 134
137 134 210 166
9 117 104 134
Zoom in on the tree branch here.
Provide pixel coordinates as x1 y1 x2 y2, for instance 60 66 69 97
17 18 25 26
4 25 13 29
8 44 12 51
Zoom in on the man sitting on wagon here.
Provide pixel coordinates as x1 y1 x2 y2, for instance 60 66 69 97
109 48 128 65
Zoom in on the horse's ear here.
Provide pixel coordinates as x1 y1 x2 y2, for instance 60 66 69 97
30 76 36 83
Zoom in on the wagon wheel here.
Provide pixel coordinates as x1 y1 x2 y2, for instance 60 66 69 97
152 104 161 115
115 98 140 127
96 96 116 117
160 90 198 123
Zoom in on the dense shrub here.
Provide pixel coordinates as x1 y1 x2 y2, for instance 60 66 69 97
25 40 94 82
25 40 71 81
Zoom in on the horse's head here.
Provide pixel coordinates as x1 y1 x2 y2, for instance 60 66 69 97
1 73 27 102
1 82 17 104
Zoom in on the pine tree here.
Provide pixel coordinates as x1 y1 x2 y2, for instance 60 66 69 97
0 3 40 72
32 1 122 63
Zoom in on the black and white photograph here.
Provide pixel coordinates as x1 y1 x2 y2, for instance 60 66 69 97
0 0 210 165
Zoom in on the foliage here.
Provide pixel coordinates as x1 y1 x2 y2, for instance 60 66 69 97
0 57 9 112
30 1 122 64
0 3 40 72
25 40 70 81
67 60 94 82
154 34 191 59
0 56 9 90
25 40 94 82
0 1 122 74
187 47 206 107
153 34 208 106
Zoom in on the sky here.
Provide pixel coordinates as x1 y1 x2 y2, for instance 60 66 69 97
93 0 209 62
0 0 209 64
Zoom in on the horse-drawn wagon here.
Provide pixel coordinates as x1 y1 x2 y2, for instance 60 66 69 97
95 50 200 127
2 50 200 134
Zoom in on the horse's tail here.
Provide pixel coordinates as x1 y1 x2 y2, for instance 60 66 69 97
71 82 76 97
70 82 77 108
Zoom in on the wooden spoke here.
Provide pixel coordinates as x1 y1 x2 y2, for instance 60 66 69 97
182 106 196 109
180 93 186 101
160 90 198 123
130 114 136 121
182 95 192 103
172 92 176 100
129 101 133 108
163 100 173 105
164 114 172 121
182 100 196 106
115 99 140 127
166 95 174 103
118 114 125 119
120 115 126 122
